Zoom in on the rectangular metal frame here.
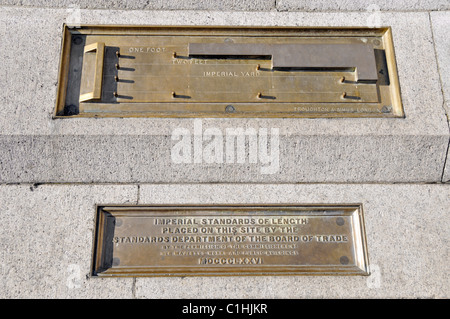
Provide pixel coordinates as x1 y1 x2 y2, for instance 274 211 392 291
91 204 370 277
55 25 403 118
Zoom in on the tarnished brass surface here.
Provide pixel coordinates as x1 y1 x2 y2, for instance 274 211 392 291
189 43 379 81
91 205 369 276
55 25 403 118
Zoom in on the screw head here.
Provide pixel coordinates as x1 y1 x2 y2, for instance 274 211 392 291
72 36 83 45
381 105 392 113
225 105 235 113
340 256 349 265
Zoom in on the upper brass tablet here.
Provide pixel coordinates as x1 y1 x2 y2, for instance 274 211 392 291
55 25 403 118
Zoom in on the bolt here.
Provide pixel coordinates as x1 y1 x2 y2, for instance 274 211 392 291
225 105 235 113
340 256 349 265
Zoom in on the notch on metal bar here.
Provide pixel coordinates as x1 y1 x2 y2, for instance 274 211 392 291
79 42 105 102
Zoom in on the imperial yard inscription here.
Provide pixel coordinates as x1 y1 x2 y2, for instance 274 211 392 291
91 205 369 276
55 25 403 118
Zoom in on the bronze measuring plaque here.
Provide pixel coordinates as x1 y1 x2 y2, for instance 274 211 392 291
55 25 403 118
91 205 369 276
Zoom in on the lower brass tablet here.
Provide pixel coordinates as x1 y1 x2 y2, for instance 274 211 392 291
91 205 369 276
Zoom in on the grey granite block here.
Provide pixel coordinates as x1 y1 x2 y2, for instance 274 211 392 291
0 8 446 136
0 184 138 298
432 12 450 103
0 0 276 11
431 12 450 182
0 134 448 183
277 0 450 12
1 183 447 298
0 8 448 183
443 132 450 183
136 183 450 298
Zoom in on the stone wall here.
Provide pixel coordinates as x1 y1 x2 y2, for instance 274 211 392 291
0 1 448 298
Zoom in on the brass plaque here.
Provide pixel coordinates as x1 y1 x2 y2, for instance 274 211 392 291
55 25 403 118
91 205 369 276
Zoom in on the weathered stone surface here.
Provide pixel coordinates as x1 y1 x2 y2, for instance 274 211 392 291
431 12 450 182
443 134 450 183
0 185 138 298
0 3 448 300
3 0 449 11
432 12 450 103
0 8 446 137
0 8 448 183
135 183 450 298
0 0 276 11
0 134 447 183
1 183 447 298
277 0 450 12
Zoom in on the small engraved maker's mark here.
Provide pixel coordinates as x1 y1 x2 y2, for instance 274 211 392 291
336 217 345 226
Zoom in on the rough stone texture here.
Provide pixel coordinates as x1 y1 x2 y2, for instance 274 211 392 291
0 184 138 298
135 183 449 298
0 134 447 183
0 0 276 11
431 12 450 119
2 0 449 11
444 140 450 183
0 8 446 137
0 183 447 298
277 0 450 12
0 2 448 301
0 8 448 183
431 12 450 182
